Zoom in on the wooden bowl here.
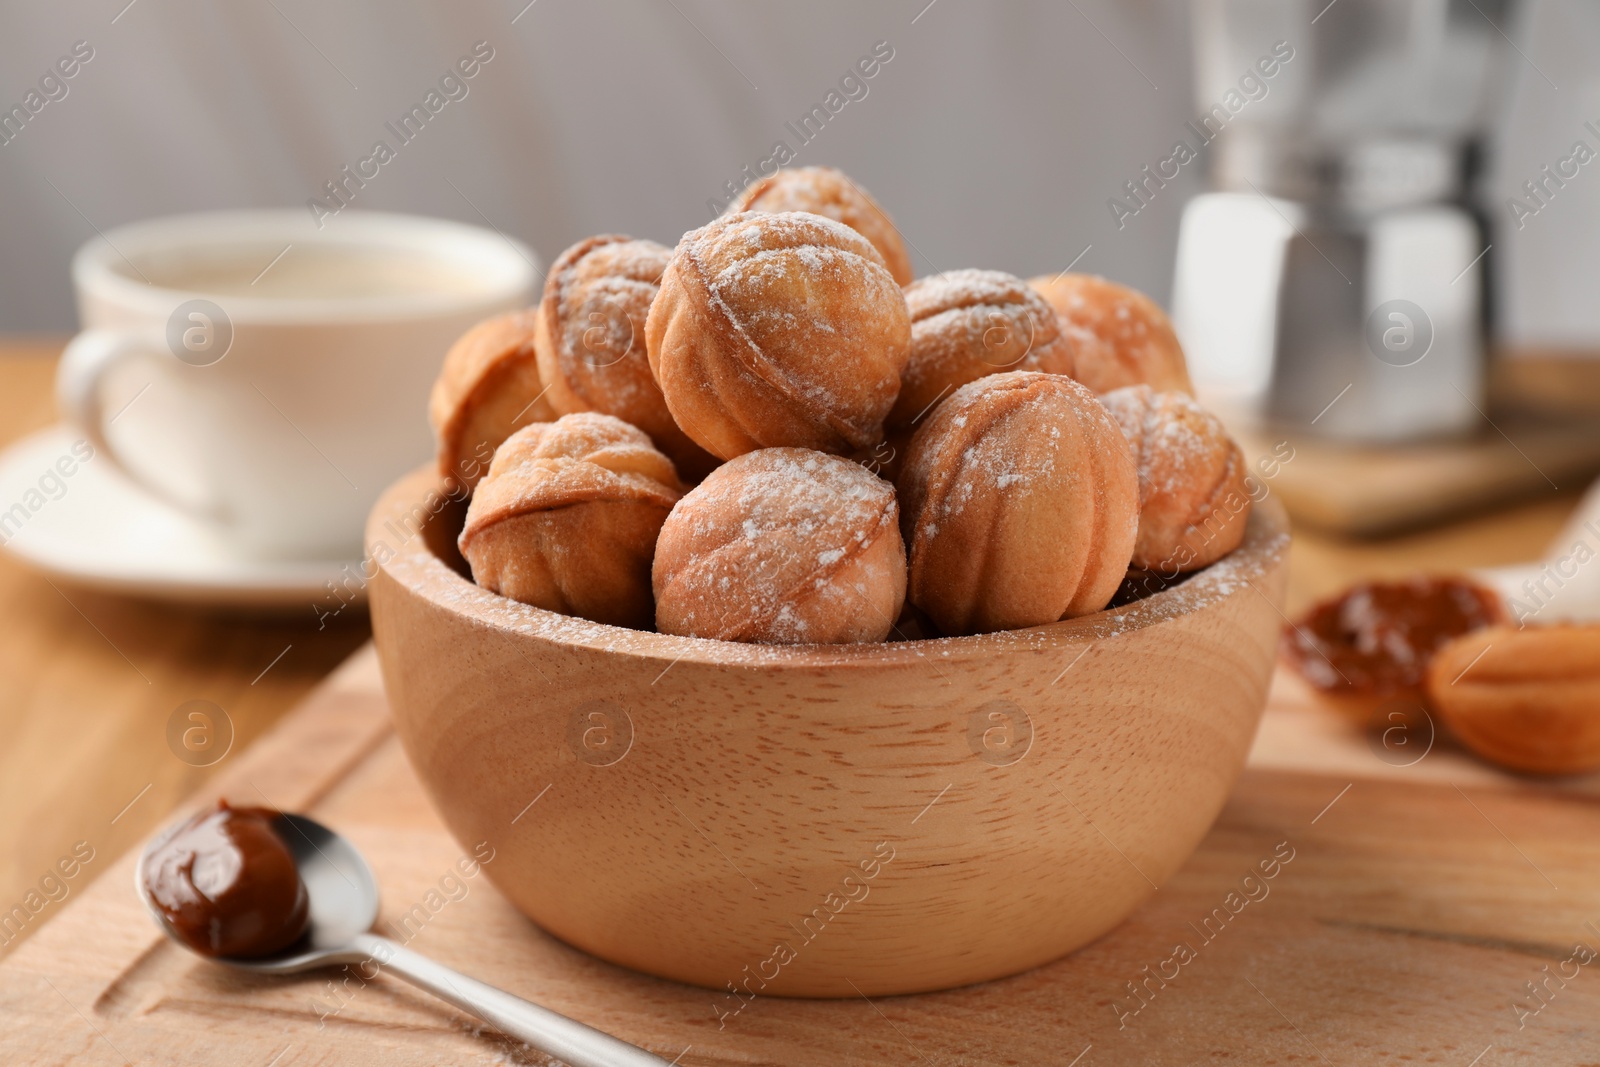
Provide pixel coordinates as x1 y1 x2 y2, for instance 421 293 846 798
368 466 1290 997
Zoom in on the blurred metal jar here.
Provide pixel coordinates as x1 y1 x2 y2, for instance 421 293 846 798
1173 0 1519 442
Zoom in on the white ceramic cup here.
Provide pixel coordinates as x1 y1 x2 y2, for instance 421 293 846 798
57 210 536 560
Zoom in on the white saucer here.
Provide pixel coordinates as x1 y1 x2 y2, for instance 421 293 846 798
0 424 363 609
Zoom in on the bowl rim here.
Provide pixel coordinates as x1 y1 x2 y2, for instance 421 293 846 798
369 464 1291 671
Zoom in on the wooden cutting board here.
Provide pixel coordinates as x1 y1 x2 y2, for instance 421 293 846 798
5 645 1600 1066
1237 419 1600 536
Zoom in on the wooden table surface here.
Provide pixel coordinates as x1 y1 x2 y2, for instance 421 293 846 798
0 337 1585 965
11 648 1600 1065
0 340 371 959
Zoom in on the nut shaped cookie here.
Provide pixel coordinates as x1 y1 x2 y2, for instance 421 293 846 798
534 234 716 480
898 372 1138 635
888 269 1075 431
653 448 905 644
726 166 914 286
429 308 557 491
458 413 682 628
1028 273 1192 395
1100 385 1251 573
646 211 911 461
1427 624 1600 775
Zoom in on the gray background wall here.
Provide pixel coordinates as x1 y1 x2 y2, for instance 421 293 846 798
0 0 1595 349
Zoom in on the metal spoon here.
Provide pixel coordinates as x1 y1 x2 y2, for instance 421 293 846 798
136 811 672 1067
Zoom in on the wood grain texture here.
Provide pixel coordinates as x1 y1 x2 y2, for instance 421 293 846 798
0 343 372 962
1236 422 1600 538
4 644 1600 1065
1493 349 1600 418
